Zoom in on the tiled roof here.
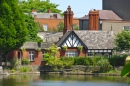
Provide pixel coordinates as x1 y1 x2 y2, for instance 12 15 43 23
74 30 114 49
56 31 71 47
56 30 114 49
79 10 122 20
32 13 63 19
23 30 114 50
21 42 53 49
99 10 122 20
38 32 63 43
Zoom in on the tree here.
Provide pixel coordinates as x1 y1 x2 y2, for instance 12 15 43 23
57 21 64 32
121 62 130 77
43 44 62 70
57 22 79 32
0 0 28 64
25 14 43 42
19 0 61 13
73 24 79 30
115 30 130 51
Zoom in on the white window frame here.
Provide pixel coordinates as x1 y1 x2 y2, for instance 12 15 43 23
43 24 48 31
66 51 78 57
29 51 34 61
123 26 130 30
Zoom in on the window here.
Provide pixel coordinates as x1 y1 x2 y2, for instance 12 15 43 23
88 53 94 57
123 26 130 30
29 51 34 61
66 51 78 57
43 24 48 31
42 51 46 61
53 14 57 18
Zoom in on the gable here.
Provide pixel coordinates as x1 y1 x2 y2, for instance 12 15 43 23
59 31 87 48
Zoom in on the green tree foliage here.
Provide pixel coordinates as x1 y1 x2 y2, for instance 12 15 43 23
25 14 43 42
43 44 62 70
44 43 59 58
73 24 79 30
57 21 64 32
115 30 130 51
121 62 130 77
19 0 61 13
0 0 28 55
57 22 79 32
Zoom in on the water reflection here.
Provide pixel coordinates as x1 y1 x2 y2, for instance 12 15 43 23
0 74 129 86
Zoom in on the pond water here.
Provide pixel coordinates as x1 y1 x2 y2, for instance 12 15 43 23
0 74 129 86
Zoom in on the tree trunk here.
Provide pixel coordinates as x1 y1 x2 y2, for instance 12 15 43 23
0 54 2 66
5 52 9 68
0 49 2 66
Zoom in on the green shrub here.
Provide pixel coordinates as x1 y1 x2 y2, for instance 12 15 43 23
44 57 63 70
35 48 41 52
77 46 83 51
61 57 74 69
74 57 86 65
22 58 30 65
84 59 90 66
21 47 26 52
87 57 96 65
97 58 112 72
10 69 16 73
19 66 32 72
9 58 20 69
62 46 67 51
109 54 127 66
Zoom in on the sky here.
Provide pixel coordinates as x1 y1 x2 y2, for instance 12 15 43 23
50 0 102 18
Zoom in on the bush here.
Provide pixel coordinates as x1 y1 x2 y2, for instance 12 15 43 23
97 58 112 72
77 46 83 51
61 57 74 69
74 57 86 65
44 57 63 70
10 69 16 73
9 58 20 69
62 46 67 51
87 57 99 66
19 66 32 72
109 54 127 66
22 58 30 65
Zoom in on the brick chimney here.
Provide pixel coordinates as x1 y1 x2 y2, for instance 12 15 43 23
63 6 74 35
89 9 99 30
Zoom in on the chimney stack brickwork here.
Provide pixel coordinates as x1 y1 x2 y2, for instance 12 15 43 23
63 6 74 35
89 9 99 30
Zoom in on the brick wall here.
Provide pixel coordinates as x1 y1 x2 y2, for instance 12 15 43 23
60 48 86 57
8 47 87 66
34 18 79 31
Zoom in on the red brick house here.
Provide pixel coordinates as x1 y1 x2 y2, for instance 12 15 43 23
7 6 114 66
79 9 130 35
32 9 79 32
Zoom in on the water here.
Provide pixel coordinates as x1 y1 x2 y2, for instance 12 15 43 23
0 74 129 86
